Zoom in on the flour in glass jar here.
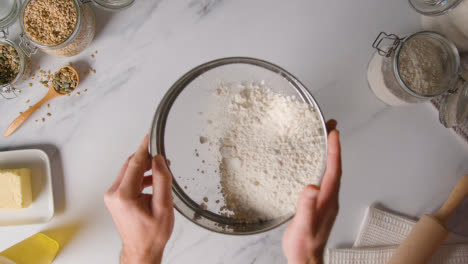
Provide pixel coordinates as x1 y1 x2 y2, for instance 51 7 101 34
398 36 446 96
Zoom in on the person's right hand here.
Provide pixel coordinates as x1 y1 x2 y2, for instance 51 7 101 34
282 120 342 264
104 135 174 264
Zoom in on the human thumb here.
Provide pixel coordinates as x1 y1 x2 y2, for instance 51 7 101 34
292 185 319 234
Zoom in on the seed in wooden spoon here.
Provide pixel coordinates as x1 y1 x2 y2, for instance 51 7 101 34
52 67 78 94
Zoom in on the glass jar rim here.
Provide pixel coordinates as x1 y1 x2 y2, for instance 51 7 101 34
393 31 461 99
409 0 464 16
19 0 82 50
92 0 134 10
439 79 468 127
0 0 20 29
0 39 27 87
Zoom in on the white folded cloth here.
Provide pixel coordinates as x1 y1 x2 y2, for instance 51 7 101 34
326 245 468 264
325 207 468 264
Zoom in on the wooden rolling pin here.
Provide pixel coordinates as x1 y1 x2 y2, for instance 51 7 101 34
388 174 468 264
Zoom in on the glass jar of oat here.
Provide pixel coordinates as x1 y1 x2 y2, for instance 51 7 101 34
409 0 468 52
18 0 96 57
367 31 461 106
0 0 32 99
17 0 134 57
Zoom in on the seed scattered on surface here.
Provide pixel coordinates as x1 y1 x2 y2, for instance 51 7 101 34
47 104 50 108
199 136 208 144
19 112 23 115
91 69 96 74
203 197 209 202
42 118 45 122
90 54 95 59
68 62 73 66
76 92 80 95
35 119 38 122
26 99 30 103
200 203 207 210
95 50 98 54
84 89 88 93
29 83 33 87
47 113 51 117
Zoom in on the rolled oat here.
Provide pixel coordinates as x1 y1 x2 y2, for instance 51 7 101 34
24 0 78 46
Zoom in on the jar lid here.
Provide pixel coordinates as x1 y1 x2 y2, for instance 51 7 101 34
91 0 134 10
439 77 468 128
0 0 20 30
409 0 464 16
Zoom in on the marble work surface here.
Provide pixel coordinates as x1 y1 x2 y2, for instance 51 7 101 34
1 0 468 263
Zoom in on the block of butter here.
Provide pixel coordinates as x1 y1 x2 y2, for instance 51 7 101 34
0 169 32 209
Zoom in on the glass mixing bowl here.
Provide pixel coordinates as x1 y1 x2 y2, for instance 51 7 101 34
149 57 328 235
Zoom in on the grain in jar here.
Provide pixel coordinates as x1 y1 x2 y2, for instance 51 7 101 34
0 40 32 99
367 32 460 106
0 43 20 85
20 0 95 57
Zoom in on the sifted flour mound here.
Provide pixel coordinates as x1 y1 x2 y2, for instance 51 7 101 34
203 83 326 222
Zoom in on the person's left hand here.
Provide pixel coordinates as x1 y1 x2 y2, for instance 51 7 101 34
104 135 174 264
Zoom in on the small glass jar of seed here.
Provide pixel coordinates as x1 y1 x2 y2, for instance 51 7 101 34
0 39 32 99
19 0 96 57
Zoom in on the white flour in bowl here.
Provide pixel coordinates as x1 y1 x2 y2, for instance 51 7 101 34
202 83 326 222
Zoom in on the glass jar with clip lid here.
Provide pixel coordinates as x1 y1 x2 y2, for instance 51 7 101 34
17 0 135 58
409 0 468 52
367 31 468 127
0 0 32 99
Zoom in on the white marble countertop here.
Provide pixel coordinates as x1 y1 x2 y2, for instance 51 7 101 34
1 0 468 263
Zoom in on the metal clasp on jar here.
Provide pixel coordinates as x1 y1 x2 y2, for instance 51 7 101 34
447 71 468 94
18 33 38 57
372 32 403 57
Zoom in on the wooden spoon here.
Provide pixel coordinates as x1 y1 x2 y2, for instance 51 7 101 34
4 66 79 137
